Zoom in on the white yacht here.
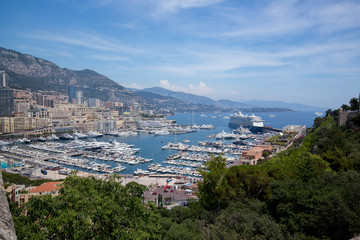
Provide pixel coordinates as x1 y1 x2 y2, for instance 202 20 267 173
87 131 104 138
73 132 88 138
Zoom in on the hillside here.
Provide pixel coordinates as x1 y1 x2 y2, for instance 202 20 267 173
0 47 124 92
142 87 220 106
242 99 325 112
136 91 225 113
0 47 138 103
216 99 250 109
141 87 317 111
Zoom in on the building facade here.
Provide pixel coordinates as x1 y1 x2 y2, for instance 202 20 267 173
76 91 84 105
0 88 14 117
68 86 76 103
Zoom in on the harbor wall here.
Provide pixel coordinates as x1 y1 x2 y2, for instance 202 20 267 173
0 171 17 240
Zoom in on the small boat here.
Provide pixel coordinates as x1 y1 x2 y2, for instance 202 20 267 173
16 138 31 144
154 128 170 136
269 114 276 118
113 164 126 172
134 168 150 175
315 112 323 116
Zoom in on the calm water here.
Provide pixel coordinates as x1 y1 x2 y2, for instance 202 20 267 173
91 111 318 174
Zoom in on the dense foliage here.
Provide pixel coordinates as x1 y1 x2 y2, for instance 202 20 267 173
11 175 161 239
10 97 360 239
3 171 57 187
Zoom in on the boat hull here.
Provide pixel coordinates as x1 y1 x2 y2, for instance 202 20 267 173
228 122 264 133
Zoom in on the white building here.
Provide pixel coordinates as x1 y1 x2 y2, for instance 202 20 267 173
76 91 84 105
88 98 101 107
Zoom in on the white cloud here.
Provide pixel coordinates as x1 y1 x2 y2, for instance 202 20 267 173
20 30 146 56
89 54 130 62
156 0 225 13
188 81 214 95
159 80 171 88
311 1 360 32
159 80 214 96
213 0 360 40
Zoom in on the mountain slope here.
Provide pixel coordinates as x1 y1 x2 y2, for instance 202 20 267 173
0 47 124 93
216 99 251 109
242 100 326 112
142 87 219 106
135 91 225 113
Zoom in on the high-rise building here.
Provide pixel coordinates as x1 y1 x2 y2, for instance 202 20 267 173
0 88 14 117
76 91 84 105
0 71 6 88
88 98 101 107
68 86 76 103
90 87 97 98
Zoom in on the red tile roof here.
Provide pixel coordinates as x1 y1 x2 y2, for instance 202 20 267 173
29 182 62 193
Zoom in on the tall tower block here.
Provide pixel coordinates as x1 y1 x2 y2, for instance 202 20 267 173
0 71 6 88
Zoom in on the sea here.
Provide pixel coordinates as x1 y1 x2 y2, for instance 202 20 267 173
1 111 319 173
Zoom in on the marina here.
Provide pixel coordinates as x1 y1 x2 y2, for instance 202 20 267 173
1 111 317 178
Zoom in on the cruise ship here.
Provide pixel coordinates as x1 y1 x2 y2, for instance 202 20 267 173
228 111 265 133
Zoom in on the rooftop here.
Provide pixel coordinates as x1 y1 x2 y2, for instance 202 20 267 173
29 181 62 193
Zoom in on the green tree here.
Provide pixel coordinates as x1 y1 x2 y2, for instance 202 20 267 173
12 175 161 239
268 171 360 240
210 200 288 240
223 165 272 201
341 104 351 111
325 109 333 116
198 156 228 211
349 97 359 111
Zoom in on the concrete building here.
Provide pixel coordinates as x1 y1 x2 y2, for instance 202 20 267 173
68 86 76 103
14 102 30 116
6 185 26 203
0 117 14 133
0 70 6 87
76 90 84 105
282 125 306 136
74 121 96 133
0 117 37 133
88 98 101 107
28 107 50 119
18 182 62 207
0 88 14 117
240 145 273 165
97 120 116 132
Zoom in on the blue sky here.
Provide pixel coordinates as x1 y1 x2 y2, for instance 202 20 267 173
1 0 360 108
